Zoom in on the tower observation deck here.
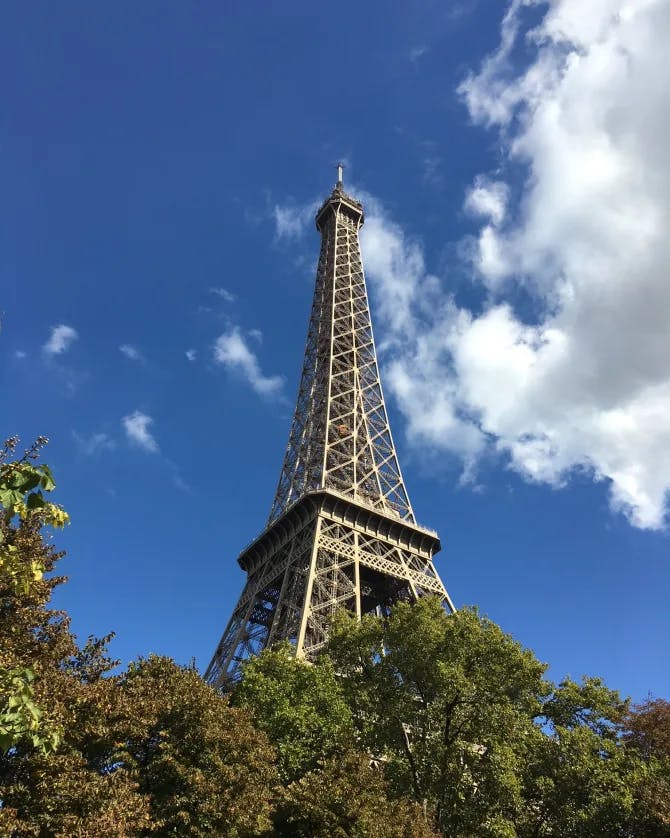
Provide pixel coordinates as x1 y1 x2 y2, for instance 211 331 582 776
206 173 455 689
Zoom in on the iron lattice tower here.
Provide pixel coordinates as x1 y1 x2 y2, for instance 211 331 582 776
206 173 455 689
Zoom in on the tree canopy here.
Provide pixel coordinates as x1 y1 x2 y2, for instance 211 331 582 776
1 439 668 836
324 598 661 837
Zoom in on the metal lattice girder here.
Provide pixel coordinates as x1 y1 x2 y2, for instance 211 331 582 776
205 179 455 690
205 488 455 689
268 185 415 524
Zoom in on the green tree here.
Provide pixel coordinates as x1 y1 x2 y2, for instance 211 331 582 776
327 599 547 835
233 643 438 836
519 723 639 837
0 436 69 755
623 698 670 835
326 598 648 838
624 697 670 760
0 437 151 833
0 583 150 834
274 750 439 837
0 445 278 836
122 655 277 836
3 440 663 837
233 642 355 781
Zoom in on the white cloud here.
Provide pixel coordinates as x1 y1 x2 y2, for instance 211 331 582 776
185 349 197 362
359 196 429 338
122 410 159 453
273 0 670 533
421 152 444 188
456 0 670 528
43 325 78 356
359 200 488 465
14 350 27 360
73 431 116 456
213 328 283 397
464 176 508 226
119 344 144 362
357 0 670 530
273 200 320 241
210 287 236 303
409 46 429 62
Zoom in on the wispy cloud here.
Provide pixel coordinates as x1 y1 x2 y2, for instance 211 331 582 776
14 350 27 360
73 430 116 456
119 344 144 362
270 66 670 532
213 328 283 398
185 349 197 362
409 45 429 62
43 324 78 356
446 0 478 24
421 154 444 188
122 410 159 453
120 411 189 491
273 200 320 241
210 286 236 303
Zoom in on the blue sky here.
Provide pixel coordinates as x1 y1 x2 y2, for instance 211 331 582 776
3 1 669 703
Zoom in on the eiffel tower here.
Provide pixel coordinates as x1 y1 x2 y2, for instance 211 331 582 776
206 168 454 689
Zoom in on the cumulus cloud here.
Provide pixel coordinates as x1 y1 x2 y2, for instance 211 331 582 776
455 0 670 528
464 176 508 226
213 328 283 397
357 0 670 530
185 349 197 362
270 0 670 531
119 344 144 362
359 200 487 466
43 325 78 356
122 411 159 453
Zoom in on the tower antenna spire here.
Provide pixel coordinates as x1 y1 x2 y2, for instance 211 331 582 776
336 161 344 186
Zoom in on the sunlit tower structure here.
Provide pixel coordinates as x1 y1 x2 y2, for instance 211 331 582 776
206 168 454 689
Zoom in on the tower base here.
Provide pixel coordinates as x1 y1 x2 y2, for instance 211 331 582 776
205 490 454 689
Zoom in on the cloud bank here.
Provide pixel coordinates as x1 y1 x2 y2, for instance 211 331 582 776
270 0 670 530
363 0 670 529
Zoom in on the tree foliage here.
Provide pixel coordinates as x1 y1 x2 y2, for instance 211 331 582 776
623 698 670 834
233 642 355 781
273 750 439 837
325 598 666 837
326 599 547 835
1 440 277 836
0 435 68 755
121 656 277 836
1 441 668 836
625 697 670 760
